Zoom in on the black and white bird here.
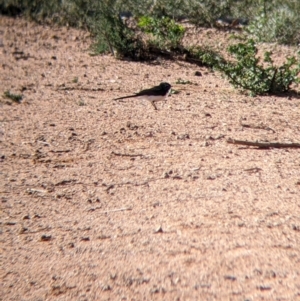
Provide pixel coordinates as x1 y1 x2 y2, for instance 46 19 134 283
114 82 172 110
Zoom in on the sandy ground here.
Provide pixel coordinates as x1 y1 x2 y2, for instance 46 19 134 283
1 16 300 301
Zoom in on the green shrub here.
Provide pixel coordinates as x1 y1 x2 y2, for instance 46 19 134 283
138 16 185 50
0 0 87 26
88 1 144 59
246 2 300 45
201 39 300 95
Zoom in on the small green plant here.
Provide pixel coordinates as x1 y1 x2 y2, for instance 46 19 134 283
201 39 300 95
138 16 185 50
78 98 85 106
176 78 192 85
72 77 79 83
4 91 23 103
171 89 180 95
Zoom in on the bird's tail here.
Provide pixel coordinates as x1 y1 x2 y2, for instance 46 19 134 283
114 95 135 101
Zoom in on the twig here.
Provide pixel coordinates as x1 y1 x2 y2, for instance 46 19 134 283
103 178 162 194
240 123 276 133
49 149 71 153
26 188 47 194
244 167 262 173
111 151 144 157
89 207 132 213
55 179 77 186
227 138 300 149
269 68 278 92
84 139 95 152
57 86 104 91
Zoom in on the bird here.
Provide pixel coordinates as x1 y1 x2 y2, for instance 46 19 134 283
114 82 172 110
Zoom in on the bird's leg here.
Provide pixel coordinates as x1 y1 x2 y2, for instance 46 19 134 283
151 101 158 110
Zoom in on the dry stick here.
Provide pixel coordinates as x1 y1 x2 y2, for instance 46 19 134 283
49 149 71 153
104 178 162 194
102 207 132 213
89 207 132 213
57 87 104 91
227 138 300 149
240 123 276 133
111 151 144 157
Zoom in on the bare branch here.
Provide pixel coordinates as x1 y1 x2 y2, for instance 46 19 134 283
227 138 300 149
111 151 144 157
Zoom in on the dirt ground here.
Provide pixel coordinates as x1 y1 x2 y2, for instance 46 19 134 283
1 16 300 301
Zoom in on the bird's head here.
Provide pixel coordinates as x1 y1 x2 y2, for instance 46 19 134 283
160 82 171 89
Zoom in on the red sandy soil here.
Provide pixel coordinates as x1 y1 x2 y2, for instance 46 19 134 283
1 16 300 301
